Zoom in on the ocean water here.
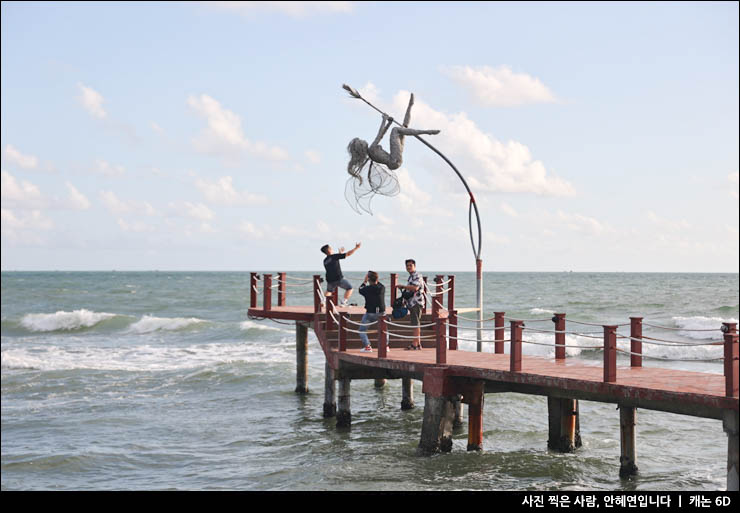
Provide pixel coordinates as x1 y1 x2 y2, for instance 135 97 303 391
1 271 737 491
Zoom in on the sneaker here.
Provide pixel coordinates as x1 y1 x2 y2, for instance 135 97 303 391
362 346 373 352
340 300 349 307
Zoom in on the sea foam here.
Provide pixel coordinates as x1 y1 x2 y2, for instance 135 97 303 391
127 315 208 334
20 309 118 332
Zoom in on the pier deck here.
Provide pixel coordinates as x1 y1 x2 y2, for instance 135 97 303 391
247 272 739 489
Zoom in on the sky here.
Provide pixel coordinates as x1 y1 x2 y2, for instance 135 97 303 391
1 1 738 273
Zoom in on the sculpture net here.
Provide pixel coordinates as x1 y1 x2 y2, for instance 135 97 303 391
344 160 400 215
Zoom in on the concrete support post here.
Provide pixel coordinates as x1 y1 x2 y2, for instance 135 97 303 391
453 398 464 429
336 378 351 428
548 397 579 452
619 406 638 478
323 360 336 418
401 378 414 410
418 394 456 455
467 388 484 451
295 321 309 394
724 410 739 491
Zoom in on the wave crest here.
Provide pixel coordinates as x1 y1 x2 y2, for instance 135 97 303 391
20 309 118 332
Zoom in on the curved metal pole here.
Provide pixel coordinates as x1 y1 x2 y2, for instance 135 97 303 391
343 84 484 351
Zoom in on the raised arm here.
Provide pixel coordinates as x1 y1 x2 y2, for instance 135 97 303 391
345 242 362 257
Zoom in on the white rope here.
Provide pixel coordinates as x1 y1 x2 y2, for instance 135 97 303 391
448 335 512 344
344 317 378 327
283 275 314 282
504 317 553 323
615 347 725 362
341 326 378 335
428 287 452 297
433 299 448 312
642 322 721 332
387 331 437 340
567 319 631 327
615 333 725 347
522 326 605 338
457 313 497 322
447 322 507 331
385 319 436 329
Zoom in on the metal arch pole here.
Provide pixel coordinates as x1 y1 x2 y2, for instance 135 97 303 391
342 84 484 351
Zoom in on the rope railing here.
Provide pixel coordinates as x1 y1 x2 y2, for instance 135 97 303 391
247 270 738 398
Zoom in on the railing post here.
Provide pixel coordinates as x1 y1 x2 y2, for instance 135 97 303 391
495 312 505 354
390 273 398 305
313 275 322 314
436 317 447 365
630 317 643 368
277 272 286 307
447 276 456 348
431 276 442 320
603 325 617 383
326 294 335 331
554 313 566 360
339 313 347 352
723 322 738 397
510 320 523 372
378 316 387 359
263 274 272 311
250 272 259 308
436 274 444 310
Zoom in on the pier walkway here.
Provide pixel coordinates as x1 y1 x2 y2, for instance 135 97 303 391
246 272 739 490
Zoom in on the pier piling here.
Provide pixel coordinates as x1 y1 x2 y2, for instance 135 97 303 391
323 360 336 418
401 378 414 410
337 378 351 428
295 321 309 394
619 406 638 478
548 397 580 452
418 394 456 455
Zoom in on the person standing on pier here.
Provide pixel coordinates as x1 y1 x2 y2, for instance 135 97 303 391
321 242 361 307
398 259 425 350
357 271 386 352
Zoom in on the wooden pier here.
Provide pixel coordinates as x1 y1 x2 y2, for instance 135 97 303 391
247 272 739 490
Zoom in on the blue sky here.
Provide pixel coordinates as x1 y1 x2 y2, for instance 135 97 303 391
2 1 738 272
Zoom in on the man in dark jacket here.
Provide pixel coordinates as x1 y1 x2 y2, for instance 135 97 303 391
358 271 386 352
321 242 361 307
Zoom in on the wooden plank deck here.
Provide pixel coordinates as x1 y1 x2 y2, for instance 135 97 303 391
248 305 737 420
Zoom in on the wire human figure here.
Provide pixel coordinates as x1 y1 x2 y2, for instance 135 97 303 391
344 93 440 214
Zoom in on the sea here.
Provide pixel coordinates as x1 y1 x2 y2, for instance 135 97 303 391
1 271 738 491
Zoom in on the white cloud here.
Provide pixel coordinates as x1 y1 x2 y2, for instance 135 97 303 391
238 221 265 240
205 1 354 18
99 190 132 214
187 94 289 160
556 210 607 236
1 208 54 245
646 210 692 231
3 145 38 169
94 159 126 176
64 183 91 210
1 170 46 209
442 65 558 107
195 176 268 206
78 83 107 119
383 89 574 197
183 202 214 222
